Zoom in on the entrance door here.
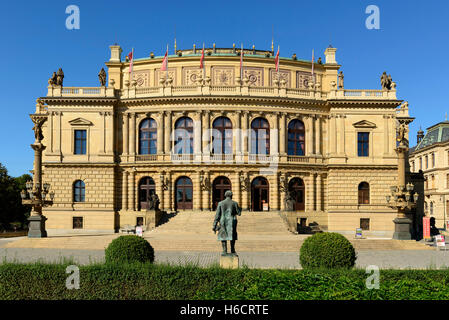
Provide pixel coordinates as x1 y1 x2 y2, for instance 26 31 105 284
251 177 269 211
175 177 193 210
288 178 305 211
139 177 155 210
212 176 232 210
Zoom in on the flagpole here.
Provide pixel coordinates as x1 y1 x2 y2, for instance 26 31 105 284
202 43 205 79
240 43 243 79
277 46 280 81
311 49 315 85
166 44 169 80
130 47 134 81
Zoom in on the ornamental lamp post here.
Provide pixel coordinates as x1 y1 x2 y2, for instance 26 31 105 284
386 108 418 240
21 104 54 238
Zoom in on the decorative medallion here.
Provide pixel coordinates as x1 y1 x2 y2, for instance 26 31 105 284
182 67 203 85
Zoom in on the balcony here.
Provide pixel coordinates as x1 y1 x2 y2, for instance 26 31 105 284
135 154 157 161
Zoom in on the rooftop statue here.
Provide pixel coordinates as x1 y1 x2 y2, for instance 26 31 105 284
338 71 344 89
380 71 392 90
48 72 57 87
56 68 64 87
212 190 241 256
98 68 107 87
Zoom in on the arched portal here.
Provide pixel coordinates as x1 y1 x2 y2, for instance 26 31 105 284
288 178 305 211
139 177 155 210
212 176 232 210
251 177 269 211
175 176 193 210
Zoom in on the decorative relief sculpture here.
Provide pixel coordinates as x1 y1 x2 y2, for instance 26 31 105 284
297 71 315 90
270 69 290 87
397 123 408 147
98 68 107 86
156 69 176 85
182 67 202 85
242 67 263 87
284 191 296 211
212 67 234 86
132 70 150 87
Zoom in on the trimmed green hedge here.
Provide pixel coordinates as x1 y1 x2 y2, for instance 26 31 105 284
1 262 449 299
300 232 356 269
105 235 154 264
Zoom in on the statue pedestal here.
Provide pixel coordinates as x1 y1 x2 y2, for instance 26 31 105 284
392 217 412 240
28 215 47 238
145 209 163 230
220 254 239 269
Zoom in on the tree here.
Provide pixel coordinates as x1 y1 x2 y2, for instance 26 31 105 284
0 163 31 229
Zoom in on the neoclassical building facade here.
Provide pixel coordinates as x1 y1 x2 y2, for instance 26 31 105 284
36 44 407 236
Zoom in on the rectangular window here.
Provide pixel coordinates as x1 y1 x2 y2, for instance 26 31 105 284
357 132 369 157
412 161 415 172
420 157 422 170
74 130 87 154
432 153 435 168
360 218 370 231
73 217 83 229
447 174 449 189
432 175 435 189
425 155 428 169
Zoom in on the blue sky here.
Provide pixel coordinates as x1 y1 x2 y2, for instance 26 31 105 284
0 0 447 177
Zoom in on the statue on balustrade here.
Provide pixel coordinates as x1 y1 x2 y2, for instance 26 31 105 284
98 68 107 86
380 71 392 90
48 72 57 87
285 191 296 212
56 68 64 87
212 191 241 256
338 71 344 89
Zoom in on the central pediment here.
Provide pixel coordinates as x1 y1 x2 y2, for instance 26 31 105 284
352 120 377 128
69 118 93 126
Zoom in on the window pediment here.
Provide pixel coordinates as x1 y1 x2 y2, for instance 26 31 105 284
69 118 93 126
353 120 376 129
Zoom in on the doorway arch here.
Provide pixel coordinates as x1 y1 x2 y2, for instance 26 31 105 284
288 178 305 211
212 176 232 210
175 176 193 210
251 177 269 211
139 177 155 210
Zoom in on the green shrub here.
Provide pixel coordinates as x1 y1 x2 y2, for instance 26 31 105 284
300 232 356 269
105 235 154 264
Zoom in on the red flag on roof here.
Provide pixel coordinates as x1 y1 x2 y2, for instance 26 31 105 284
274 46 280 72
240 44 244 76
200 44 205 69
161 46 168 71
128 49 134 74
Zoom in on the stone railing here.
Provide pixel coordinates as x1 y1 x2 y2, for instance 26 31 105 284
135 154 157 161
46 83 397 101
287 156 310 163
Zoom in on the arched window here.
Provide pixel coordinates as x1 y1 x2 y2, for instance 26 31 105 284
358 182 369 204
251 117 270 155
287 119 305 156
174 117 193 154
73 180 85 202
139 118 157 155
212 117 233 154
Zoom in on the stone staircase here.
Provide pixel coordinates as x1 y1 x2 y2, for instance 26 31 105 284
2 211 433 252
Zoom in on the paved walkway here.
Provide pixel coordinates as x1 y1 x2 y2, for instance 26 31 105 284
2 238 449 269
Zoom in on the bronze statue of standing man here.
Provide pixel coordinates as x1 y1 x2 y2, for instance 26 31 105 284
212 190 241 256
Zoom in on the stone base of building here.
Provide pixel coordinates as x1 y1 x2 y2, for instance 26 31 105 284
392 217 413 240
43 210 115 231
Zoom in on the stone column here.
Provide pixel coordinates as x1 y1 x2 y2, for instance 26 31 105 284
99 112 106 153
242 112 249 155
129 169 136 211
279 112 287 155
123 113 129 156
383 114 389 156
55 111 62 155
168 172 173 211
235 111 242 156
330 114 337 155
316 173 322 211
49 112 54 153
271 113 279 156
203 111 210 154
273 172 280 210
122 170 128 210
157 112 164 154
130 113 136 156
164 111 172 155
241 172 249 211
235 172 242 210
106 112 113 154
306 116 313 156
194 112 202 161
305 174 312 212
337 114 346 155
157 175 164 210
195 171 202 210
315 115 321 156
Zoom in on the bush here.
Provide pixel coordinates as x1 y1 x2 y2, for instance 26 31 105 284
105 235 154 264
300 232 356 269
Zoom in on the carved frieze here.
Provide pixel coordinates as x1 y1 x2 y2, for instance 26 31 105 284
212 66 234 86
270 69 291 87
242 67 263 87
155 68 176 85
